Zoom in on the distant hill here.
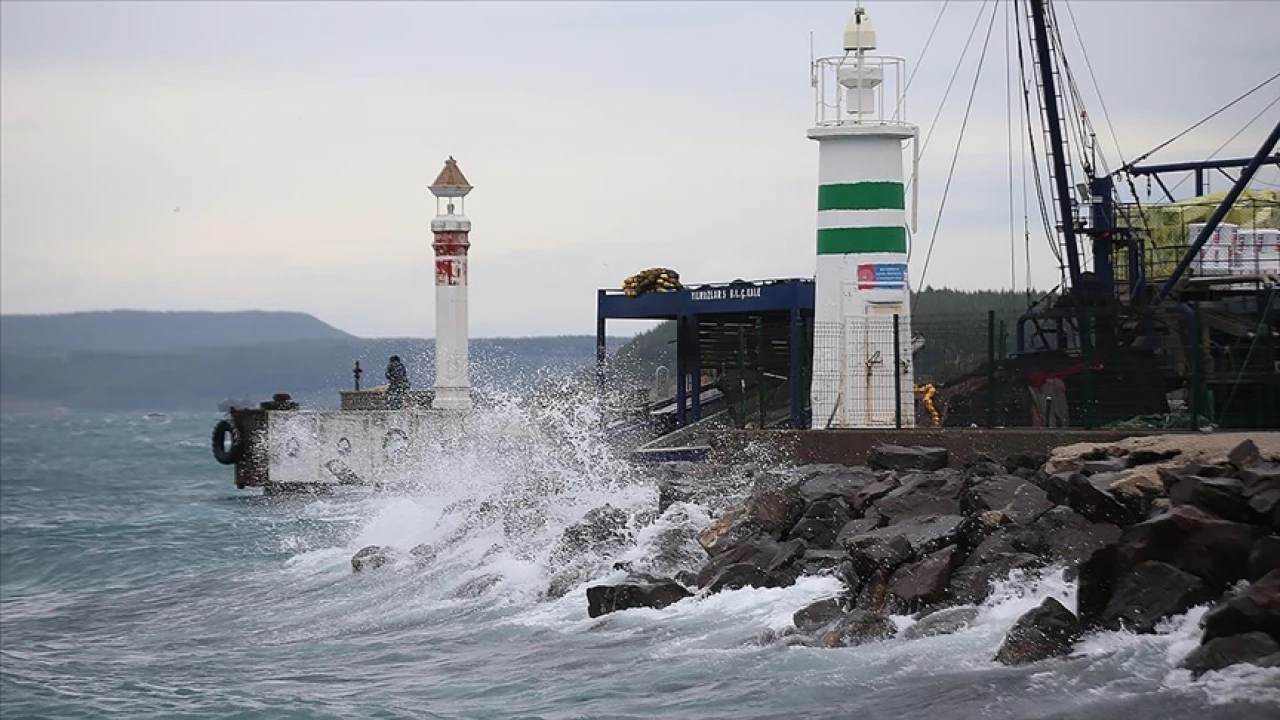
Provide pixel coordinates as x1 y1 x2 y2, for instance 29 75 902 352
0 310 353 353
0 310 630 412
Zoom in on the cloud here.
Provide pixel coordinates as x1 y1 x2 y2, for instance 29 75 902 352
2 1 1277 337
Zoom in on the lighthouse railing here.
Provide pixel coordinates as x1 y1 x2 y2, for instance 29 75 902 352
811 54 908 127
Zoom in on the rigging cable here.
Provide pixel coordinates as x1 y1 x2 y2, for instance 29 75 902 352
1123 70 1280 172
915 1 1001 297
1014 0 1064 276
1061 0 1126 168
1167 92 1280 195
899 0 950 101
1006 0 1018 292
916 1 990 163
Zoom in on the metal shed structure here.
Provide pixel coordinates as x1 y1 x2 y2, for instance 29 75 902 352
596 278 816 429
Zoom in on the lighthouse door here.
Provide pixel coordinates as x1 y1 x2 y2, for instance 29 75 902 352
862 302 904 426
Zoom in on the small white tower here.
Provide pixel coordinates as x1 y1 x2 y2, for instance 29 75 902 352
428 156 473 412
808 4 919 428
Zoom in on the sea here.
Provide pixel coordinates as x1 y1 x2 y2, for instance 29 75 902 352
2 407 1278 719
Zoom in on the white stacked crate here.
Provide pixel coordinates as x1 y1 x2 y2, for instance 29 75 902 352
1188 222 1239 276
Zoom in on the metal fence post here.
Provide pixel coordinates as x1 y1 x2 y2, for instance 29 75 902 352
987 310 996 428
893 314 903 429
737 326 747 429
756 316 766 429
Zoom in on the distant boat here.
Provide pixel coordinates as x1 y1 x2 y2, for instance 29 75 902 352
144 412 169 423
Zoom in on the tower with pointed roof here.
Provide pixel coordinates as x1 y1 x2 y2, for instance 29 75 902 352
428 156 474 411
808 4 918 428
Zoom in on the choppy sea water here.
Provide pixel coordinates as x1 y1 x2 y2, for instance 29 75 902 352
2 408 1278 719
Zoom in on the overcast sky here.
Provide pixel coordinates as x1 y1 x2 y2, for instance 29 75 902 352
3 1 1278 338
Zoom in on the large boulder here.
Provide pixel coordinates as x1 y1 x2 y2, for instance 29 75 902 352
698 491 806 557
947 551 1043 605
1239 462 1280 528
1168 475 1263 525
814 609 898 648
586 579 692 618
1200 569 1280 644
1111 505 1262 592
351 545 394 573
867 444 949 472
787 497 853 549
1180 632 1280 678
705 563 775 594
695 536 806 588
962 476 1054 526
796 468 883 506
902 606 980 640
873 470 967 524
849 477 902 513
1250 535 1280 581
886 544 962 613
793 597 847 632
1096 561 1214 633
994 597 1082 666
1029 506 1121 570
552 504 631 565
1064 472 1141 527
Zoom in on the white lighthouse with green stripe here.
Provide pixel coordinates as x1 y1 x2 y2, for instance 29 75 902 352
808 4 918 428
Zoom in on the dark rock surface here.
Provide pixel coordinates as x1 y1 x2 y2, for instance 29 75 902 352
1097 561 1214 633
1200 569 1280 644
886 545 961 613
1249 535 1280 581
814 609 898 648
586 579 692 618
351 545 393 573
793 597 846 632
962 476 1054 526
1180 631 1279 677
867 444 949 472
902 606 979 640
994 597 1081 666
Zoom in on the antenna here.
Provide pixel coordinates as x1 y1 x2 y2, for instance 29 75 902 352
809 31 817 88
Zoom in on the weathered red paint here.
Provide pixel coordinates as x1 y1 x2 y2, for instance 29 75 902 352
435 258 467 286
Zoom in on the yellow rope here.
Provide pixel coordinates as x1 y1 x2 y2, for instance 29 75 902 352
914 383 941 427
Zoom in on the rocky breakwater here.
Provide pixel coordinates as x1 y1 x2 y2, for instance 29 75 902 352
584 436 1280 677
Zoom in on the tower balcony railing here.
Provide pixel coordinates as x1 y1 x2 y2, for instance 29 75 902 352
811 54 909 127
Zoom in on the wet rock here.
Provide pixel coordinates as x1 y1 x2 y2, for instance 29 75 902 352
794 597 846 632
699 491 805 557
849 477 901 513
1180 631 1279 678
1098 561 1214 633
867 444 949 472
865 514 967 558
796 468 881 506
450 573 502 599
962 476 1054 526
586 579 692 618
1168 475 1261 525
1250 536 1280 581
1228 439 1262 471
552 504 631 564
843 533 914 578
886 545 962 614
351 545 393 572
1076 543 1119 629
1029 506 1121 569
706 562 773 594
1004 451 1048 474
903 606 980 640
1033 471 1076 506
957 510 1008 549
787 497 853 549
873 470 966 524
800 549 846 575
1239 462 1280 526
696 536 806 588
1112 505 1261 592
656 462 748 515
947 552 1043 605
814 609 898 648
1065 472 1140 527
697 504 760 557
964 460 1006 480
994 597 1082 666
1201 569 1280 644
834 516 884 547
409 543 437 567
1082 457 1129 475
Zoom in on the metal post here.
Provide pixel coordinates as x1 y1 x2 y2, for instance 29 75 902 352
987 310 997 428
1028 0 1092 361
674 314 687 427
756 316 766 430
689 315 702 422
789 307 803 428
893 314 902 429
595 294 607 395
737 326 747 428
998 319 1008 426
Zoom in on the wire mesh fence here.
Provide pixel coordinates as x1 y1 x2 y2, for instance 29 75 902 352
805 305 1280 431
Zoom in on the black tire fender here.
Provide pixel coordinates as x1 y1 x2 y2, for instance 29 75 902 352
212 418 244 465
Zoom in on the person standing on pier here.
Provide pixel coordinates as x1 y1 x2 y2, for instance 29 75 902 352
385 355 410 410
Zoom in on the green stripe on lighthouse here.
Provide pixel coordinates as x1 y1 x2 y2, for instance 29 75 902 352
817 227 907 255
817 182 905 211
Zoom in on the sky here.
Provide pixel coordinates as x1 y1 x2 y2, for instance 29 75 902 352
2 0 1278 339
